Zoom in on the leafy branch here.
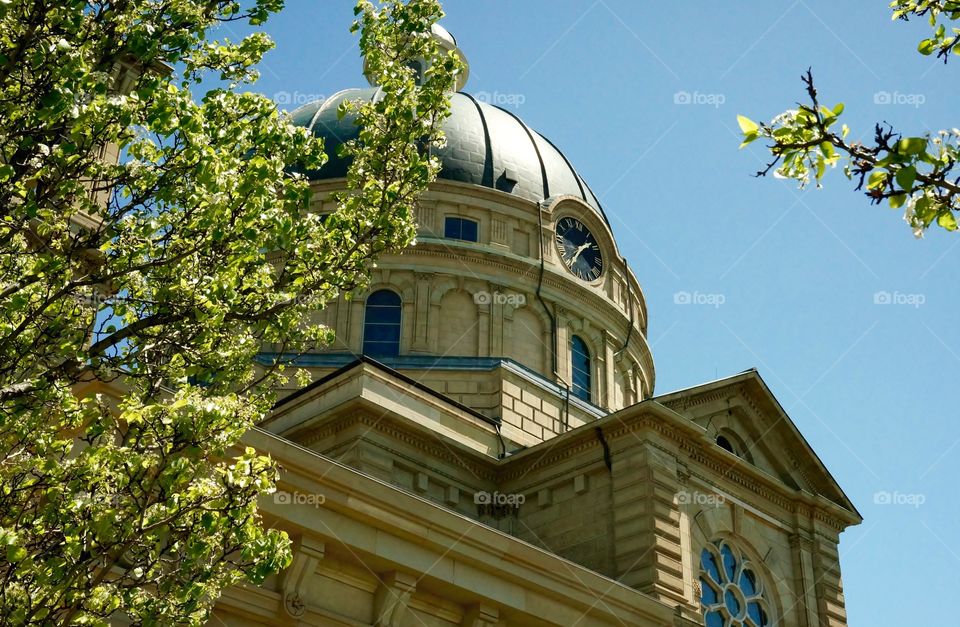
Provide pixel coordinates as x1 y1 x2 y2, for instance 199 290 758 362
891 0 960 61
740 69 960 237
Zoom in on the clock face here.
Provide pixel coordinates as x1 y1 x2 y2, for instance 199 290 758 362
555 216 603 281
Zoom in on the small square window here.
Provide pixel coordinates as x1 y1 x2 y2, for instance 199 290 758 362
444 216 479 242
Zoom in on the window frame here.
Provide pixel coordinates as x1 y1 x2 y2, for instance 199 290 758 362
362 289 402 357
570 334 592 402
444 216 479 242
699 540 772 627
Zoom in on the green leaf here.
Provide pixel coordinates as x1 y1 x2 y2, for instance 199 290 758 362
918 38 937 55
6 545 26 563
895 166 917 191
898 137 927 155
916 197 937 225
938 211 958 231
889 194 906 209
737 115 759 134
867 171 887 190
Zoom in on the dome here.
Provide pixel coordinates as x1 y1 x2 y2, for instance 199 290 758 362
289 88 610 225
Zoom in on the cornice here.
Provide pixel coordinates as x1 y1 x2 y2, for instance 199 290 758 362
496 404 854 531
295 412 498 482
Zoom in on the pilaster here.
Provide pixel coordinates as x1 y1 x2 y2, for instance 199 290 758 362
612 442 686 604
789 532 820 627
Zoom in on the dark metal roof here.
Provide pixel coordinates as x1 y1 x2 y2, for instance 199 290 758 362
289 88 609 225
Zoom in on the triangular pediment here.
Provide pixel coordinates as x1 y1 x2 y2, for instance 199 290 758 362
653 369 860 519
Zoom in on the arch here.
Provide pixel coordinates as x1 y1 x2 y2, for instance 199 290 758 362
570 334 591 402
362 289 402 357
690 521 786 627
438 290 479 356
510 306 546 376
708 418 756 465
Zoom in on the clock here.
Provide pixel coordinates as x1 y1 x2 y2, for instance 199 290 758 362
555 216 603 281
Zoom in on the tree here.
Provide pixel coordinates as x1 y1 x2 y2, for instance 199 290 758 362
0 0 461 624
738 1 960 238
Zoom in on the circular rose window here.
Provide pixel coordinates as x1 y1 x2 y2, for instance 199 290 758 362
700 541 771 627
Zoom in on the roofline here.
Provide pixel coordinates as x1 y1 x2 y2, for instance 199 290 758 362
652 368 759 402
268 355 500 427
655 368 862 522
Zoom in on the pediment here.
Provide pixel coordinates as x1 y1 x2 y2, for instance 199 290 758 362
653 369 860 519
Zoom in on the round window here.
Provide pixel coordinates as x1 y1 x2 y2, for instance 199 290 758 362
700 541 770 627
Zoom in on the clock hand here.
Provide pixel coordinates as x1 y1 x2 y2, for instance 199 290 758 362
568 242 591 263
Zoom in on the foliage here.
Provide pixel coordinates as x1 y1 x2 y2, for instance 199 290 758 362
892 0 960 60
739 1 960 238
0 0 460 624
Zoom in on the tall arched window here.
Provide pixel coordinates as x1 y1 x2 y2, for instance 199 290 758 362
362 290 401 357
570 335 591 402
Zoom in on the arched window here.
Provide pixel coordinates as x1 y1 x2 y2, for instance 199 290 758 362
362 290 401 357
716 435 737 455
570 335 591 402
700 540 771 627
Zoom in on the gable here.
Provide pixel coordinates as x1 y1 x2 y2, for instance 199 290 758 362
653 369 860 519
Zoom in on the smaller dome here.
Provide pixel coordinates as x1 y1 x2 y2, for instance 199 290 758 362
290 89 610 224
362 23 470 92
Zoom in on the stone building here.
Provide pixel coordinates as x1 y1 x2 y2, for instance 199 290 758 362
214 27 861 627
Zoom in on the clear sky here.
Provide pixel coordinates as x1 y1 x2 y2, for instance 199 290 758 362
235 1 958 622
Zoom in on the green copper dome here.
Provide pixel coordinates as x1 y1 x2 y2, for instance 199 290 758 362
289 88 610 225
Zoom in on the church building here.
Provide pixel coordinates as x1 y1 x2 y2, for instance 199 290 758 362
213 27 861 627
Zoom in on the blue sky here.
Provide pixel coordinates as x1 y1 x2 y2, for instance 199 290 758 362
236 2 958 622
